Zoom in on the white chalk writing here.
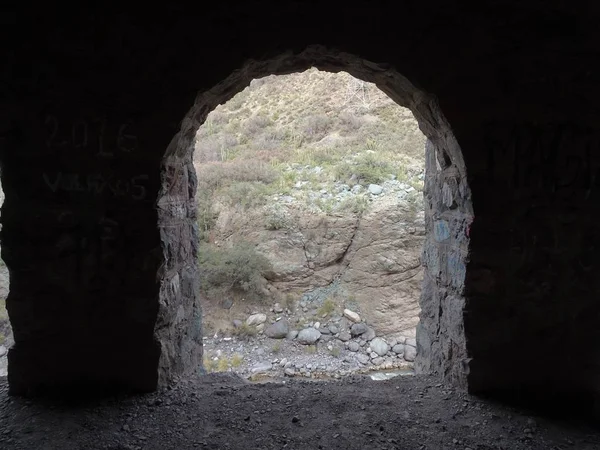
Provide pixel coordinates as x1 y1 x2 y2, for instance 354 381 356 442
44 115 139 158
43 172 149 200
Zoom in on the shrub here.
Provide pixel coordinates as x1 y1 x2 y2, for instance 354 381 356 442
264 204 290 230
335 153 393 186
197 190 218 242
337 112 364 135
204 357 219 373
337 195 369 215
284 293 297 312
243 114 272 135
221 181 276 209
271 342 282 354
217 358 230 372
301 114 333 142
231 353 244 367
197 159 278 192
330 347 341 358
231 323 258 340
199 242 272 301
317 298 336 317
305 345 317 354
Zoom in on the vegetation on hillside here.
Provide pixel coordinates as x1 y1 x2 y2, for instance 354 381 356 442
194 68 426 306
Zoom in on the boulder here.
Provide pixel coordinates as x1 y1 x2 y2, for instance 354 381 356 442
338 331 351 342
297 327 321 345
343 309 361 323
265 320 289 339
273 303 284 313
392 344 405 355
362 326 376 341
286 330 299 340
347 342 360 352
350 323 368 337
246 313 267 326
370 337 389 356
404 345 417 361
232 319 243 328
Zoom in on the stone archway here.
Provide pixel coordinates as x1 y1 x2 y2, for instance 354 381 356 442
158 45 473 388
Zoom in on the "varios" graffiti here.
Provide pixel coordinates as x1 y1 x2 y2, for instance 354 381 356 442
43 172 149 200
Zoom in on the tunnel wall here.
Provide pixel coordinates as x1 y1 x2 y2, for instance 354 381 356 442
2 2 600 401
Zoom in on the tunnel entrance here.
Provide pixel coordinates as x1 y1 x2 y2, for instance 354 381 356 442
160 46 473 388
195 68 426 380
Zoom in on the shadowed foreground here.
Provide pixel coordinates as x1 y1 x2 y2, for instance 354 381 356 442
0 374 598 449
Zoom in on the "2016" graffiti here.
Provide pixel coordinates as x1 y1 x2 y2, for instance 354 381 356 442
44 115 138 157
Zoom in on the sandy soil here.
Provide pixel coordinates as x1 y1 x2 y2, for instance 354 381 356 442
0 374 598 450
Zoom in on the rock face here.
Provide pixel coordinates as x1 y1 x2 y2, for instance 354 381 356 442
213 184 424 340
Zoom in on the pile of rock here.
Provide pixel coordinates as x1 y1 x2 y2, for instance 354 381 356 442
219 306 418 380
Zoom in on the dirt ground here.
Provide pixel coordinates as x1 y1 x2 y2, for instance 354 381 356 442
0 374 598 450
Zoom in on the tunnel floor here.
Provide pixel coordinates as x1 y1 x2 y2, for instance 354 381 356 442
0 374 598 450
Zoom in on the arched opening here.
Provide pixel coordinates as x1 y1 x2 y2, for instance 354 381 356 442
195 68 426 379
157 45 472 387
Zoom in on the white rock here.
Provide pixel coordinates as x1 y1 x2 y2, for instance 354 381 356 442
246 313 267 326
343 309 361 323
314 322 321 329
251 363 273 373
368 184 383 195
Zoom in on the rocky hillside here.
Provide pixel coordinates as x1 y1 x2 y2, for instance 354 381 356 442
194 68 427 346
0 185 9 377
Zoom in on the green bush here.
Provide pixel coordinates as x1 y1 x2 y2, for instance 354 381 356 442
197 190 218 242
198 242 272 301
317 298 337 317
335 153 393 186
197 159 278 192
